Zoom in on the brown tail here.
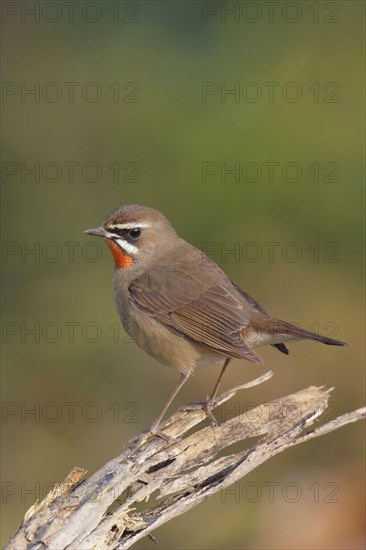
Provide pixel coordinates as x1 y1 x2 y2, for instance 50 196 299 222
271 318 347 347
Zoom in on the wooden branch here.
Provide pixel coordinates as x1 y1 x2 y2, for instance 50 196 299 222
6 371 365 550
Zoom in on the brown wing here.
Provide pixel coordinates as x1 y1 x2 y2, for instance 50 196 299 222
128 261 263 364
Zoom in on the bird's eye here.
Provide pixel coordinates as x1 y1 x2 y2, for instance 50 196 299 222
129 228 141 239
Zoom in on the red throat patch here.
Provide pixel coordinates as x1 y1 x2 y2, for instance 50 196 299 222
105 240 133 269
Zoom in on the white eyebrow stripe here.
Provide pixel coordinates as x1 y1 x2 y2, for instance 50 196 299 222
109 223 151 230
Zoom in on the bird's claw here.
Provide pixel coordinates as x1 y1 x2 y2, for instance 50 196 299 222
202 398 218 428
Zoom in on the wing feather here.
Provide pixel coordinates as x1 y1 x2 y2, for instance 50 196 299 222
129 262 263 364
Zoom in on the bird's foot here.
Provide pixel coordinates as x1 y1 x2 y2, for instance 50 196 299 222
202 398 218 428
181 398 219 427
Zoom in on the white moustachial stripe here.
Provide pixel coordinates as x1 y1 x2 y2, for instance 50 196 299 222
116 238 139 256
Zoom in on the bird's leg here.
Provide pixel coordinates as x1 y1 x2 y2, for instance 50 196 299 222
149 371 191 442
209 358 231 403
128 372 190 453
203 358 231 427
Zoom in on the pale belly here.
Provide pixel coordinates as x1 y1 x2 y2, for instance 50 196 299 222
116 292 226 374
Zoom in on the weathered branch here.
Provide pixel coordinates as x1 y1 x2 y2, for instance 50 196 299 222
6 371 365 550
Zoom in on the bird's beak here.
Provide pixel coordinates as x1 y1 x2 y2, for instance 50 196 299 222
83 226 107 238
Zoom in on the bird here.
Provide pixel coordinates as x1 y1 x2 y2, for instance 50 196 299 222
84 204 346 438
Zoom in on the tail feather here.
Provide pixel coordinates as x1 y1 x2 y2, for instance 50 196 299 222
271 319 347 347
231 282 347 349
272 343 290 355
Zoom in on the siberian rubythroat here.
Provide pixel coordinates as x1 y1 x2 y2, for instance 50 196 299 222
84 204 346 437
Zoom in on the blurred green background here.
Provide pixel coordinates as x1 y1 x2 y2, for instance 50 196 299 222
1 1 365 548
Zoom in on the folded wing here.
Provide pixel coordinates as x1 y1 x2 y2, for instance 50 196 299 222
129 260 263 364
